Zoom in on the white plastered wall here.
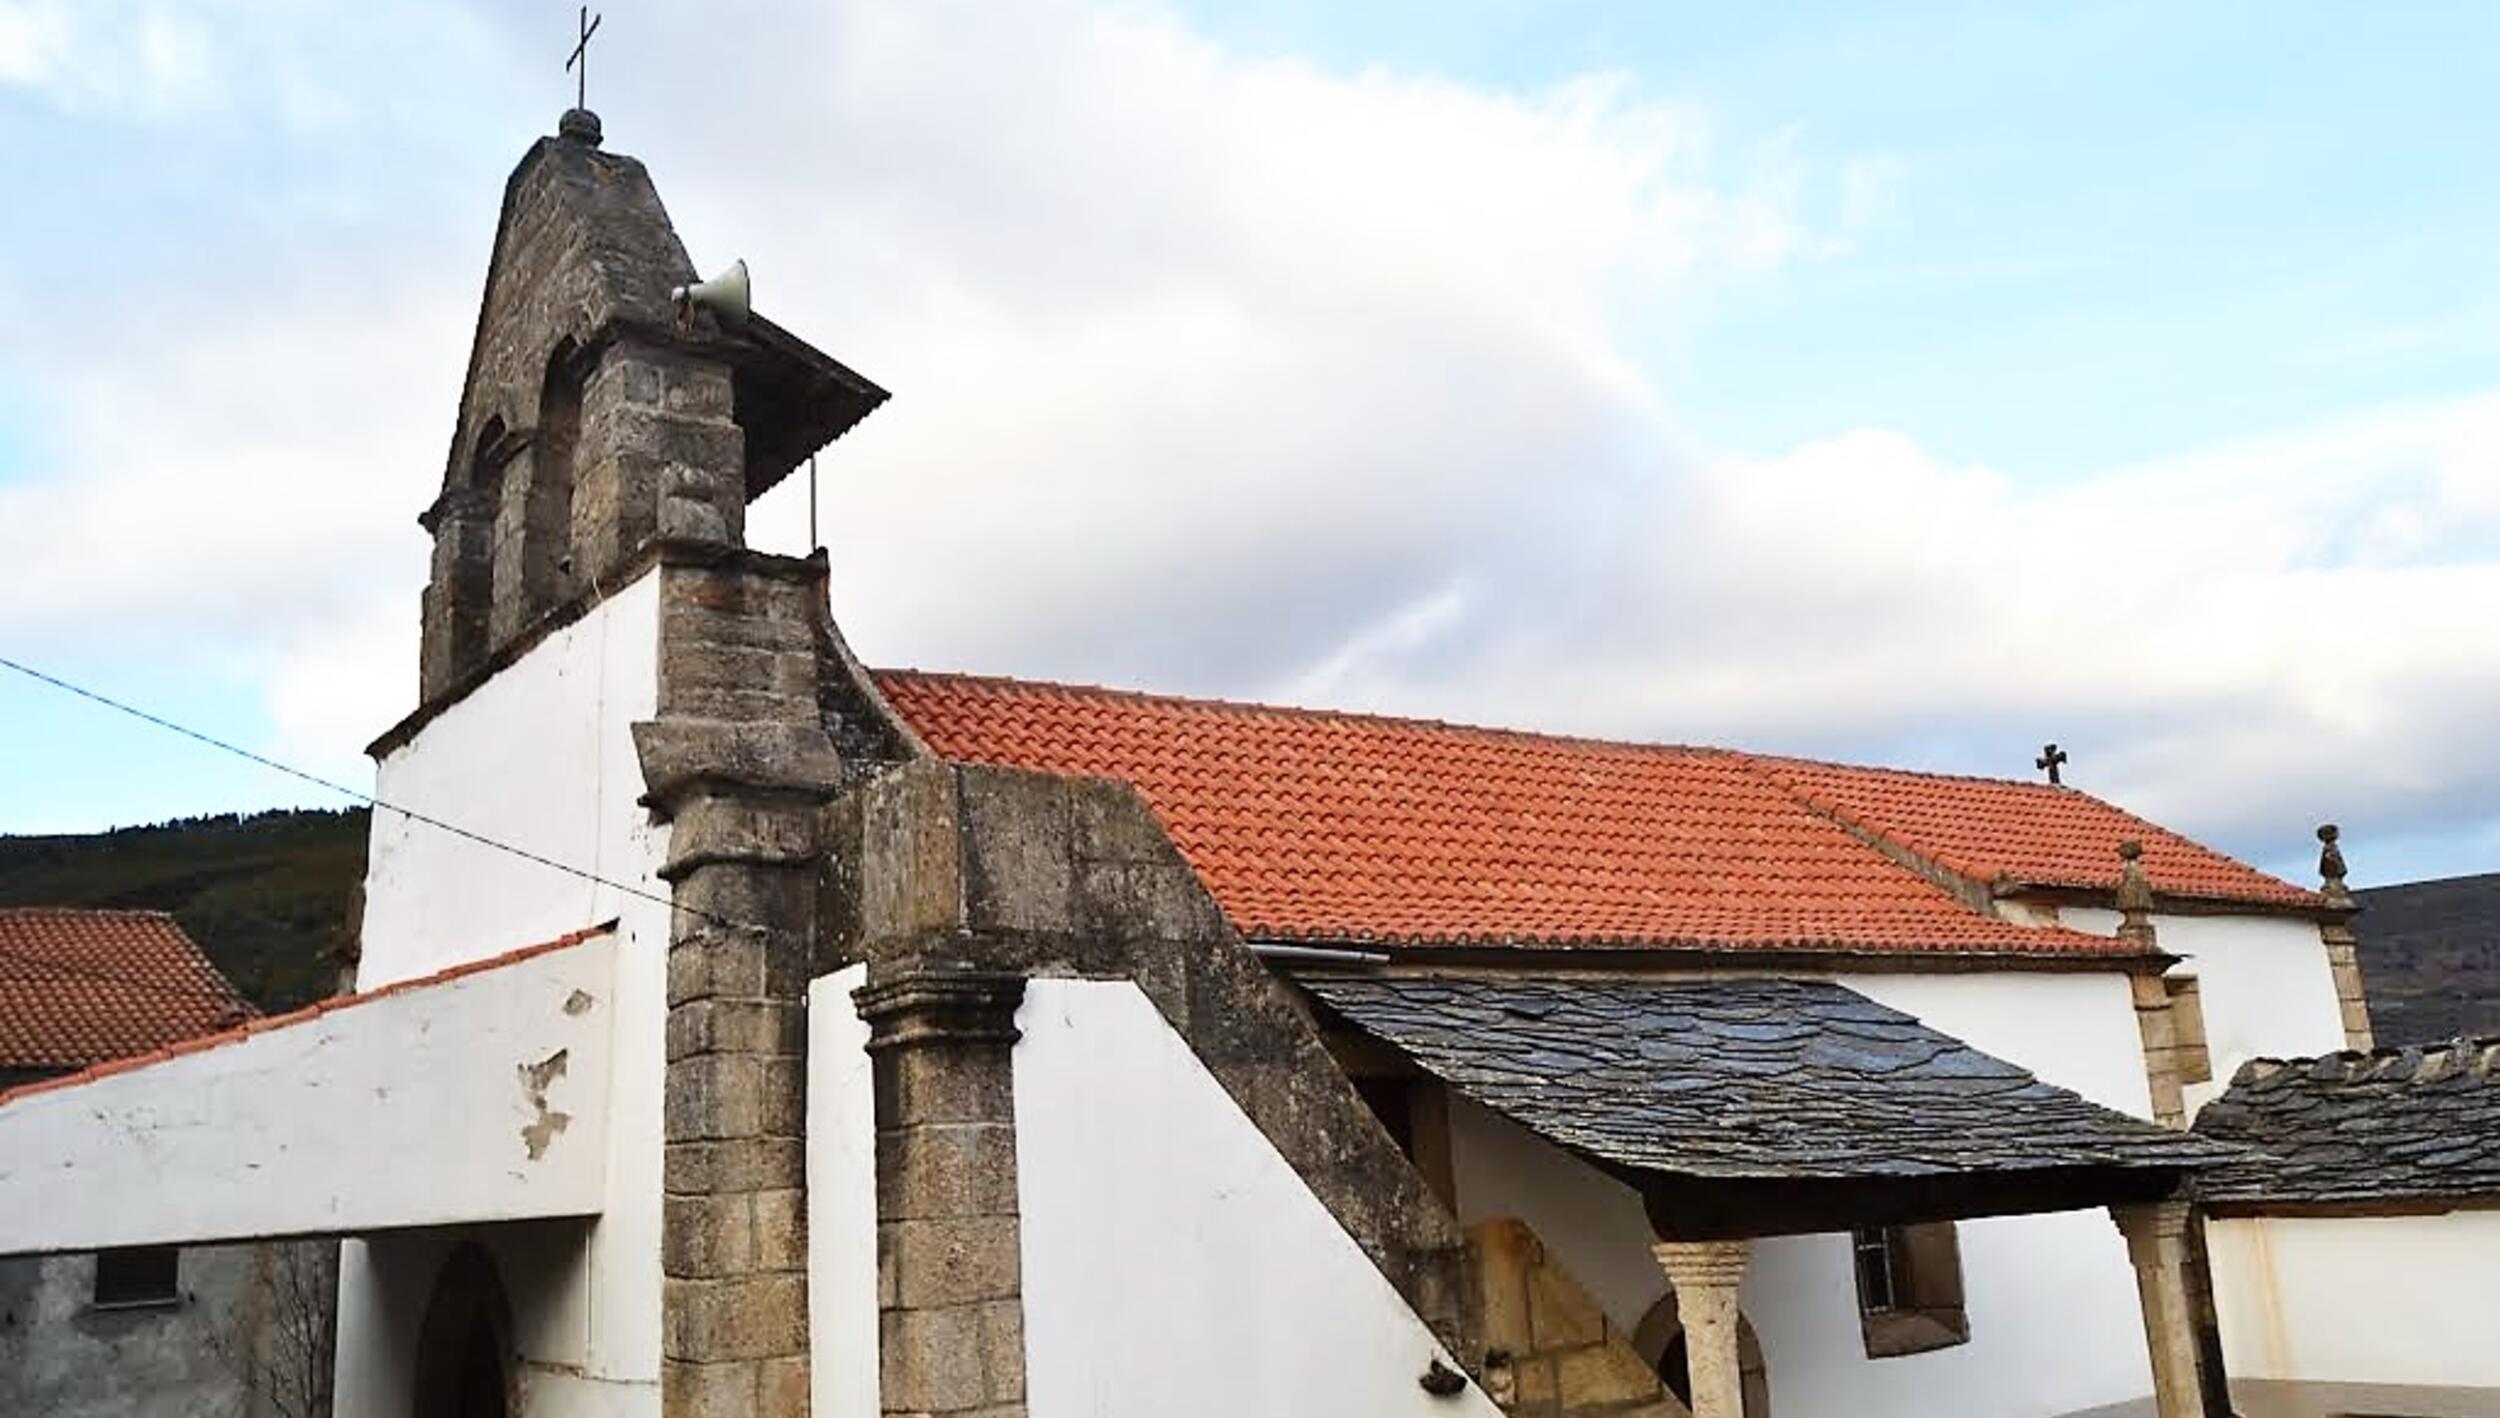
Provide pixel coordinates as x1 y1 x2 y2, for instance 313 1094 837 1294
0 934 613 1254
1448 967 2161 1418
339 571 669 1417
2062 908 2345 1113
1013 977 1500 1418
807 963 877 1418
2208 1211 2500 1391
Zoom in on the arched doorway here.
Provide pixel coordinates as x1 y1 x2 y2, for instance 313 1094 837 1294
1635 1292 1771 1417
412 1243 513 1418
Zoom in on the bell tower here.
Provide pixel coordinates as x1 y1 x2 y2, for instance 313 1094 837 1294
417 107 886 700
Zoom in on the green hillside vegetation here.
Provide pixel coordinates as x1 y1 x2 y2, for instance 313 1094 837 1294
0 808 369 1012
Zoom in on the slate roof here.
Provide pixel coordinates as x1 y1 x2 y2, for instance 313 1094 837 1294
1302 974 2235 1182
0 909 253 1073
1744 756 2319 909
876 670 2284 956
2191 1038 2500 1208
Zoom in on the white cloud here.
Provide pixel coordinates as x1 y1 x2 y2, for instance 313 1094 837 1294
2 0 2493 883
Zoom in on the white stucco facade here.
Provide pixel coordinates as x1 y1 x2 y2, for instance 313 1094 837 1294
1448 966 2163 1418
2208 1211 2500 1392
1012 977 1499 1418
2062 908 2345 1112
338 573 671 1417
0 932 614 1255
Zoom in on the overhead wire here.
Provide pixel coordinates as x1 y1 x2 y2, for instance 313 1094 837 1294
0 653 750 936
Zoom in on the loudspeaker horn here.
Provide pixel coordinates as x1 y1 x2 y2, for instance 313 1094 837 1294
671 258 750 331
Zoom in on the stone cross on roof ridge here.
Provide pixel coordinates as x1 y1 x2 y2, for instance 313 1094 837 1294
2036 741 2069 786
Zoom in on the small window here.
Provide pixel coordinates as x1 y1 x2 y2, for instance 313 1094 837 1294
1850 1224 1968 1358
2166 975 2213 1086
92 1246 181 1309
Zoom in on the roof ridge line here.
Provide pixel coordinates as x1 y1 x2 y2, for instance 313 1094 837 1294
0 905 182 919
871 667 1742 757
1742 751 2318 906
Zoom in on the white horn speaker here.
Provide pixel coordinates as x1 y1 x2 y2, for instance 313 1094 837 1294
671 258 750 330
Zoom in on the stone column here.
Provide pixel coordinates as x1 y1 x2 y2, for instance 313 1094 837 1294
854 962 1028 1418
2112 1201 2201 1418
417 485 496 697
1651 1240 1752 1418
657 807 822 1418
640 561 848 1418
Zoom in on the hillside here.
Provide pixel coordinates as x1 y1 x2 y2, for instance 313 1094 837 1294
0 809 368 1013
2355 873 2500 1045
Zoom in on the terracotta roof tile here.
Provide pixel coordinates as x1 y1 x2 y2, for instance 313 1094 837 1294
873 672 2140 958
1742 756 2319 909
0 909 254 1072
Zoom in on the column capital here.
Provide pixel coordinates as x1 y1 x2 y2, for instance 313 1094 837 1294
1650 1238 1752 1290
854 962 1025 1051
2110 1198 2194 1265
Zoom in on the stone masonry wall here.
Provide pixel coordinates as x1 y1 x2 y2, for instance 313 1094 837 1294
825 760 1480 1387
640 550 851 1418
1472 1219 1686 1418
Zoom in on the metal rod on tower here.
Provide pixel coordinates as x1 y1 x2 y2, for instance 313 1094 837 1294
809 452 820 552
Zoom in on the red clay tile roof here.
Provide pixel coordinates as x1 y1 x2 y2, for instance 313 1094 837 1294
1744 756 2320 909
0 923 613 1109
873 672 2143 957
0 909 254 1073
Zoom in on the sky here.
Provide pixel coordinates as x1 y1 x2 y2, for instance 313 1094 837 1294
0 1 2495 890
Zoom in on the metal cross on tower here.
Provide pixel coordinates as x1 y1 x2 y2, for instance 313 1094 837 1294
565 5 604 112
2036 742 2069 786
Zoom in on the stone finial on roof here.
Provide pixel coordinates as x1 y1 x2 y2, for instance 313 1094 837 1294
2116 840 2157 949
2317 823 2354 909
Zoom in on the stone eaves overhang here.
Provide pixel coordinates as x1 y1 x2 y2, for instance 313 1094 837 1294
2192 1038 2500 1216
1303 974 2240 1241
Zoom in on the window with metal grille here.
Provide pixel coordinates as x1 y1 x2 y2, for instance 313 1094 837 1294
1849 1224 1968 1357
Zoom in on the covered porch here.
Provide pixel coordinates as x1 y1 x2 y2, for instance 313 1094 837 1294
1306 974 2240 1418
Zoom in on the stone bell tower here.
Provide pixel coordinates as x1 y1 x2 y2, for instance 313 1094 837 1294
417 106 886 700
402 106 905 1417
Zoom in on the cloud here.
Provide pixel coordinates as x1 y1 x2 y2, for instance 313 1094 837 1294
1 0 2492 886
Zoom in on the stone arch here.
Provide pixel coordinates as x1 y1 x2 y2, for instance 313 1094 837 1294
532 337 585 603
1634 1292 1771 1417
487 339 586 636
431 413 516 679
411 1242 514 1418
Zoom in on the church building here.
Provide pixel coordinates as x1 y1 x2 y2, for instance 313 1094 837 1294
0 110 2412 1418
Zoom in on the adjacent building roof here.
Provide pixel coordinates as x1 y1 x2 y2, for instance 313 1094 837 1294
1306 975 2235 1187
1741 756 2319 909
0 923 612 1109
876 671 2295 957
0 909 253 1073
2192 1037 2500 1210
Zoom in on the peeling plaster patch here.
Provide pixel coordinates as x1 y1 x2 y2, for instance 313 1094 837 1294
562 990 595 1016
519 1048 572 1161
